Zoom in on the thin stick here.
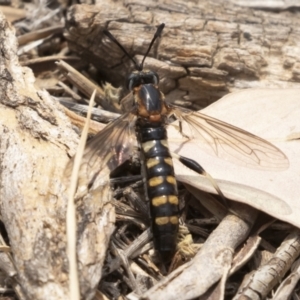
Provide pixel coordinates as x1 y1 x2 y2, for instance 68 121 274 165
67 90 96 300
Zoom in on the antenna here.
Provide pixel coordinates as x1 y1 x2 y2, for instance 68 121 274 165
103 23 165 71
103 29 140 70
139 23 165 70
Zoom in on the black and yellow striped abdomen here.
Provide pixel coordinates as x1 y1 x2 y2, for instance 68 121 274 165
138 125 179 260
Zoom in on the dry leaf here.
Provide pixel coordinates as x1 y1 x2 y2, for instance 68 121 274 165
171 88 300 227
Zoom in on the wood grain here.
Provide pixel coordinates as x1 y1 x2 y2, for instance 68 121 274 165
65 0 300 110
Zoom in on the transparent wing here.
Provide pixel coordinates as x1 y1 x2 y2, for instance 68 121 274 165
168 107 289 171
65 112 137 191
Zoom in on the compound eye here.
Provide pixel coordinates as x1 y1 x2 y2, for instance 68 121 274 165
126 74 140 91
152 71 159 85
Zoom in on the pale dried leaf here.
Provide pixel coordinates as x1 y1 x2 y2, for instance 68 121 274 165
171 89 300 228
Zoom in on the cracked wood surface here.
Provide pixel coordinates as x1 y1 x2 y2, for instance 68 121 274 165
65 0 300 110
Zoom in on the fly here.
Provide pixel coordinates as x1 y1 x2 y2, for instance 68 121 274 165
65 23 289 260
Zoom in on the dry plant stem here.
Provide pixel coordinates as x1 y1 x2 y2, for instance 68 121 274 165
123 187 149 218
104 230 152 276
142 203 258 300
124 229 152 259
230 235 262 275
234 229 300 300
111 242 140 294
17 25 64 46
230 218 275 275
112 199 144 219
67 90 96 300
0 6 26 22
60 103 105 135
22 55 80 67
58 81 83 101
272 258 300 299
59 97 120 123
56 60 118 112
129 262 156 294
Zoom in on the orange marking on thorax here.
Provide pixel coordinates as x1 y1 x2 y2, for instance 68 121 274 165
149 114 162 122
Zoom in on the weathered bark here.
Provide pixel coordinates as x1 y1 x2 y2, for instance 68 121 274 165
0 11 73 298
0 10 115 300
65 0 300 110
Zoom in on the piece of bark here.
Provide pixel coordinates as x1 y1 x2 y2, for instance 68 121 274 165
234 229 300 299
0 11 115 300
65 0 300 110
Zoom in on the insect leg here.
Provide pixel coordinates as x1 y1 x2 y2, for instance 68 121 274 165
173 153 228 207
168 110 190 139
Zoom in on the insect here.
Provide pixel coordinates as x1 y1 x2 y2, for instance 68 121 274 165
66 23 289 260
